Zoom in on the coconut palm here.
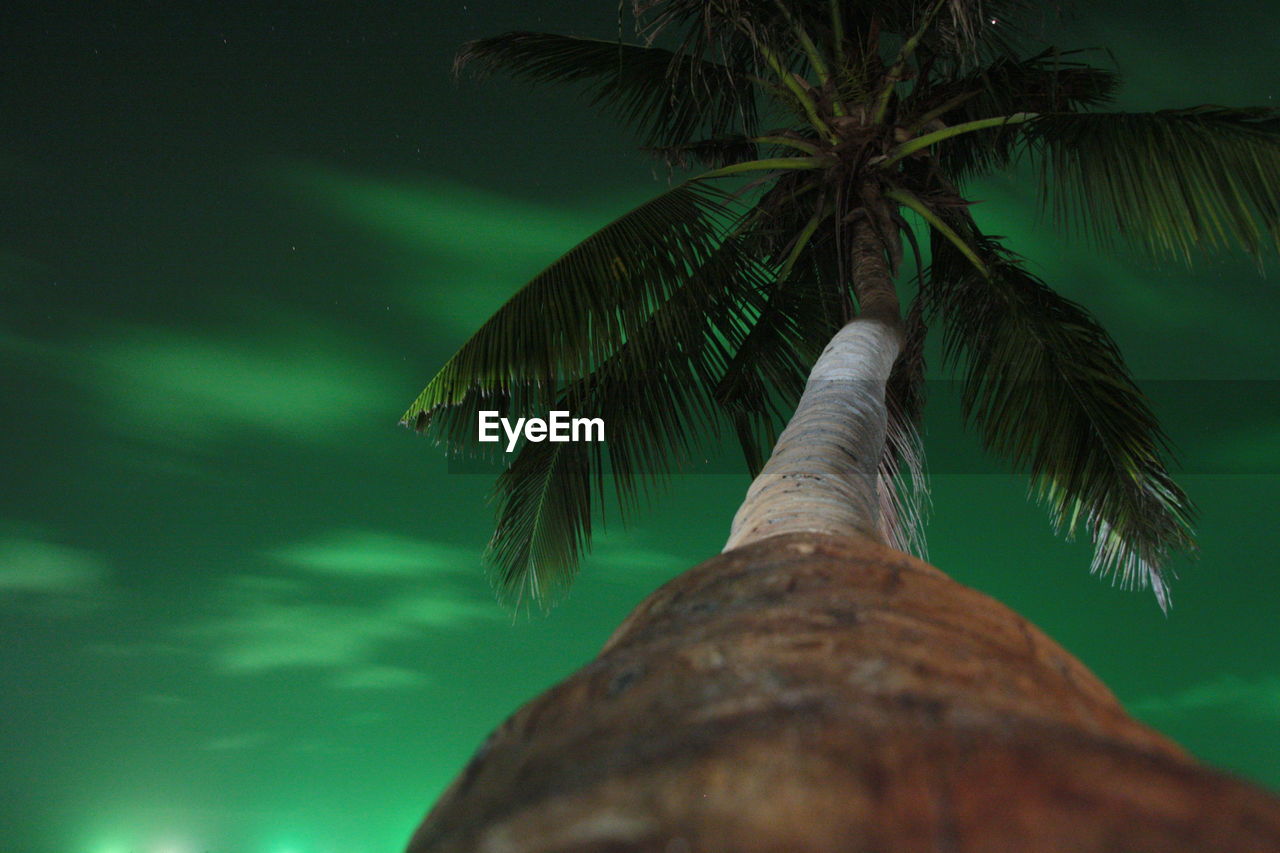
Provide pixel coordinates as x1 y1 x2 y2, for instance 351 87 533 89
403 0 1279 613
400 2 1280 849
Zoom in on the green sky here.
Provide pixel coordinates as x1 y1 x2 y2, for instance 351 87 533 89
3 2 1279 852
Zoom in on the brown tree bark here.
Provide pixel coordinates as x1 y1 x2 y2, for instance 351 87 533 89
406 534 1280 852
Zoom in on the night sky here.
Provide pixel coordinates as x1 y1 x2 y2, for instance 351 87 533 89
3 2 1279 852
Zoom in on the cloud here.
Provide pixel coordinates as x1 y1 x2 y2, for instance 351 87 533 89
0 537 107 597
281 164 637 331
1129 674 1280 720
267 529 479 578
329 664 427 690
88 324 400 445
192 530 499 683
198 598 412 673
284 165 600 260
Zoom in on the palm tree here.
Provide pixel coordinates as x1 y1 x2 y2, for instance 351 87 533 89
401 1 1280 849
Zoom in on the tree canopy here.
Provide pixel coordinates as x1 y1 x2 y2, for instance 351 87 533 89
403 0 1280 610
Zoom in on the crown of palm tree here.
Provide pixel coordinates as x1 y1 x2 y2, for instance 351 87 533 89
403 0 1280 611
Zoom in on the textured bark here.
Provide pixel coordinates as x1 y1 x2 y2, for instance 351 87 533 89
407 534 1280 852
849 213 900 323
724 319 902 550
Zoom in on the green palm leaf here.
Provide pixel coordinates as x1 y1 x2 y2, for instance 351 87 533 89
1023 107 1280 263
401 180 746 440
456 32 758 164
909 48 1119 180
927 225 1195 611
485 234 771 605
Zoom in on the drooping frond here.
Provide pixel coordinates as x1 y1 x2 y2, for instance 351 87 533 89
927 225 1195 611
879 294 931 558
401 180 745 438
1022 107 1280 263
455 32 759 165
486 441 593 609
485 235 770 605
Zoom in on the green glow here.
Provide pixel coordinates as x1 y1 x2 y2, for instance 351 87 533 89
1131 674 1280 718
89 325 399 444
267 530 478 578
0 537 105 594
2 4 1278 853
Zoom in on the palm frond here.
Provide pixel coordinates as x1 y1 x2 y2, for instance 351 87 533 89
713 202 848 476
909 48 1119 180
401 180 745 439
1023 107 1280 263
485 234 770 606
487 441 593 609
456 32 759 164
879 294 931 557
927 225 1195 611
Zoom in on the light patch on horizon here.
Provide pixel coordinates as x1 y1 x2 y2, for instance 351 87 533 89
0 536 107 597
1130 674 1280 720
89 324 400 445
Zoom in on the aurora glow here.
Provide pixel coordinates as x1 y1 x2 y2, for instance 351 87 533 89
2 2 1279 852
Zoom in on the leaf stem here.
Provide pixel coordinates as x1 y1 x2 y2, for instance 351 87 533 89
872 0 949 124
881 112 1038 166
702 156 835 179
884 187 988 276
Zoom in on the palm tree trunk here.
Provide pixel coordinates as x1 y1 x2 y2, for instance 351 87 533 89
726 216 903 551
724 316 901 550
406 534 1280 852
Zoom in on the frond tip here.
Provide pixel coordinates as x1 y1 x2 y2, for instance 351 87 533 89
929 228 1196 612
1026 107 1280 264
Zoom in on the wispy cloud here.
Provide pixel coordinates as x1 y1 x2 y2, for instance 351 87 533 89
1130 674 1280 720
192 529 499 685
0 537 106 597
284 165 600 260
88 324 399 445
267 529 478 578
330 664 427 690
282 164 635 331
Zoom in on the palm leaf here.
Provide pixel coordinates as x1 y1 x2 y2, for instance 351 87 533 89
485 234 771 605
927 224 1195 611
880 293 931 558
910 48 1119 180
712 195 848 476
401 180 745 440
456 32 758 164
1022 107 1280 263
